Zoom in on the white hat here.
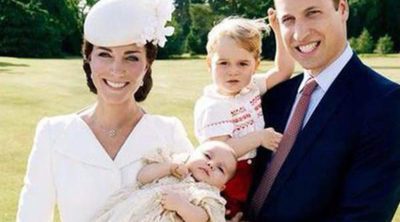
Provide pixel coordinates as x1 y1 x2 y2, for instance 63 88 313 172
84 0 175 47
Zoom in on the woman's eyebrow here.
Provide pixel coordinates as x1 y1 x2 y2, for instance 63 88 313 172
125 50 141 55
98 47 112 52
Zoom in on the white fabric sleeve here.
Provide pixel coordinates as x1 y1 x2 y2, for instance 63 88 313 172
171 117 195 153
141 148 173 165
192 185 226 222
17 118 56 222
253 74 268 95
194 101 234 143
200 197 226 222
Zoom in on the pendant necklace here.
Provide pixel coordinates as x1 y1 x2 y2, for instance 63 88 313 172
94 122 120 138
92 110 143 138
104 128 118 137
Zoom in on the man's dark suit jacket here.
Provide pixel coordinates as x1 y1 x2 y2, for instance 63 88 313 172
248 53 400 221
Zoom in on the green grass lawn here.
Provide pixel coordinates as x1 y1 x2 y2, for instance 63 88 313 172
1 54 399 221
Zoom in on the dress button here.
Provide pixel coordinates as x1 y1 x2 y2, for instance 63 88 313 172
247 159 252 165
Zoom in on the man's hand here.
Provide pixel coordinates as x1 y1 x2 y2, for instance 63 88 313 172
267 8 280 34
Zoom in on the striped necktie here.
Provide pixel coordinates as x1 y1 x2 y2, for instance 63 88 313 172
249 78 318 218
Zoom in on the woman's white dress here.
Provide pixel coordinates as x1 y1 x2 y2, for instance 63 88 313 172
17 113 194 222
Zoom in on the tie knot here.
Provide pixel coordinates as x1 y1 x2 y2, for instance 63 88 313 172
302 78 317 96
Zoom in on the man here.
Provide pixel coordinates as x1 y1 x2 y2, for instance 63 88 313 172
244 0 400 221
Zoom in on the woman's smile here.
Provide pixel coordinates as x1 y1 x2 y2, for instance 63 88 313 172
103 79 129 89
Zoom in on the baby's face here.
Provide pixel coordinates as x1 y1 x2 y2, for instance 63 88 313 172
187 141 237 190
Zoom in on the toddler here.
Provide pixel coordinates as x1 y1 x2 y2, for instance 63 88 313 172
194 9 295 218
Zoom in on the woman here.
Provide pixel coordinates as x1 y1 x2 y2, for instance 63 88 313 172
17 0 193 221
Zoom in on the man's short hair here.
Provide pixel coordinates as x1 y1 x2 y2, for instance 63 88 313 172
274 0 340 10
333 0 339 10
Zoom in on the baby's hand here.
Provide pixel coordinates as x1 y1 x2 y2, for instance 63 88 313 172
267 8 280 34
170 163 189 180
160 189 189 211
260 127 282 151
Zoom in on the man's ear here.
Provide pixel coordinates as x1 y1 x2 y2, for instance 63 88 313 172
338 0 349 21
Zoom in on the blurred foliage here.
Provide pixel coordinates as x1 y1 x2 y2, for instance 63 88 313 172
348 0 400 52
0 0 62 57
187 4 221 55
375 35 394 55
158 0 192 58
0 0 398 58
352 28 375 54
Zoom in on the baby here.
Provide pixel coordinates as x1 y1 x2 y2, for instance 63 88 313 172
94 141 237 222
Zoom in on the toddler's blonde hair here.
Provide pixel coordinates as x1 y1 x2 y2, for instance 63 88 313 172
206 17 270 61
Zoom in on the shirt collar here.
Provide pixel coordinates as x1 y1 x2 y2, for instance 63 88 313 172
299 43 353 93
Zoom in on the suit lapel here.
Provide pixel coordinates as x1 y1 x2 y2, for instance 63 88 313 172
265 74 303 133
267 54 359 199
278 78 303 133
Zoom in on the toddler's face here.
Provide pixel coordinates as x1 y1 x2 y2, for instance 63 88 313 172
187 142 237 190
208 36 258 96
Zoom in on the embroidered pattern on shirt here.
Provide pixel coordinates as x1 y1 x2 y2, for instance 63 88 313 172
199 84 265 140
202 120 233 130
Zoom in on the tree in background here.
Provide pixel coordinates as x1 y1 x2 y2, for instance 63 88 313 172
379 0 400 51
349 37 359 53
187 4 220 55
1 0 399 58
350 28 375 54
158 17 187 58
357 29 375 54
348 0 400 52
0 0 62 57
0 0 82 57
158 0 192 58
36 0 82 54
208 0 272 18
375 35 394 55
